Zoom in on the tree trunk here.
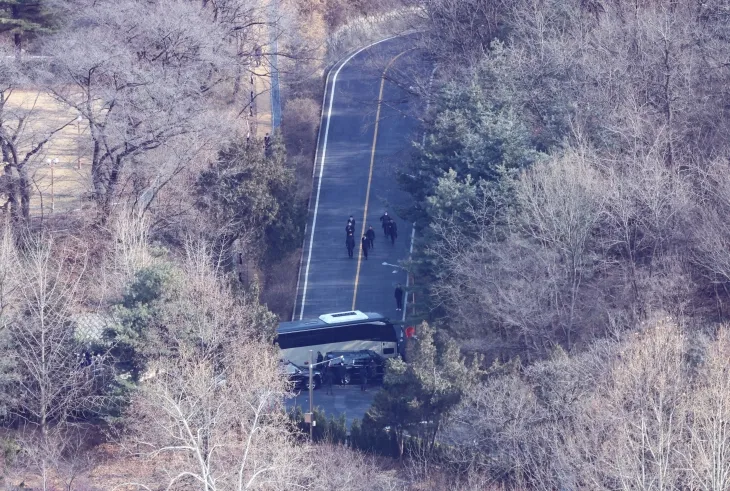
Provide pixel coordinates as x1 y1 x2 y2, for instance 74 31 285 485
3 164 20 223
12 4 21 61
13 33 21 60
18 165 31 222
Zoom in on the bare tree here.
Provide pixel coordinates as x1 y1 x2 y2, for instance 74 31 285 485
44 0 242 221
684 327 730 491
557 318 689 490
0 75 78 223
4 234 111 489
119 340 305 490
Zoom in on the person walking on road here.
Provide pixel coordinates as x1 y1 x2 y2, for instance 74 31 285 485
366 226 376 249
324 361 334 395
346 221 354 236
346 232 355 258
254 45 262 66
336 360 346 386
395 283 404 311
348 215 356 231
361 235 369 260
389 220 398 245
380 211 390 234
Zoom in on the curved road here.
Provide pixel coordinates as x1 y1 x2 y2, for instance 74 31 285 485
294 35 428 322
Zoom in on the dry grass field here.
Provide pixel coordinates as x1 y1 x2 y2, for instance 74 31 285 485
5 81 274 220
4 89 91 217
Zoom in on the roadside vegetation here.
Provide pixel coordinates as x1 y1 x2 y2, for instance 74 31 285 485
2 0 729 489
387 0 730 488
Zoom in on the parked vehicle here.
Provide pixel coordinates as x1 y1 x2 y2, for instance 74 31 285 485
283 361 321 391
276 311 400 367
324 350 386 385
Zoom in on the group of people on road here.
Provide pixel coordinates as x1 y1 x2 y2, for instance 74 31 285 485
343 213 407 312
318 352 377 395
345 211 398 259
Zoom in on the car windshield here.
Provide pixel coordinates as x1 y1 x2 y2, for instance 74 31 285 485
284 362 300 375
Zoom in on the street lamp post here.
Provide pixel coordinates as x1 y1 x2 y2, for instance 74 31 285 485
308 350 313 441
46 158 58 212
76 116 82 170
305 352 344 442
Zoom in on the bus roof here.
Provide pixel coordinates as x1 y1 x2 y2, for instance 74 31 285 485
278 310 388 334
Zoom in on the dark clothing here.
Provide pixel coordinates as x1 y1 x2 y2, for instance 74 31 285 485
389 220 398 244
316 352 323 364
366 229 375 249
336 363 346 385
381 215 391 234
348 218 356 231
346 224 354 236
368 360 376 380
361 237 369 259
395 286 404 310
360 365 368 391
324 365 334 395
254 46 262 66
346 235 355 258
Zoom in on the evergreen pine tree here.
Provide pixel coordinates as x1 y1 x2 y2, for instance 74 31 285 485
0 0 54 57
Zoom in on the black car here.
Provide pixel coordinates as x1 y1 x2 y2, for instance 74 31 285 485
324 350 386 385
283 361 321 391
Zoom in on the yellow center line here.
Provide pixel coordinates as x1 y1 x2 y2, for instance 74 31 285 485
352 48 414 310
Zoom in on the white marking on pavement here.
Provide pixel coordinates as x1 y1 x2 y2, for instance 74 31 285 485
403 222 416 322
292 48 334 321
298 35 401 320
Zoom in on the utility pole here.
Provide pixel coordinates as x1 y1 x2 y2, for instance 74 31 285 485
308 349 313 441
46 158 58 212
76 116 83 169
304 354 343 442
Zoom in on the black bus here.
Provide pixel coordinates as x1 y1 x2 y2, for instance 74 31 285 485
276 310 401 366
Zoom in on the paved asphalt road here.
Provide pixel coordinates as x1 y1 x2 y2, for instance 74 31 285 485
285 384 379 429
288 35 429 425
294 34 427 322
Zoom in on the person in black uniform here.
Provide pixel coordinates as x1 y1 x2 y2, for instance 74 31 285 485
383 219 392 239
348 215 356 232
389 220 398 245
361 235 369 260
367 359 376 388
380 211 390 235
346 232 355 258
336 360 347 385
395 283 404 311
366 226 376 249
346 221 354 237
324 361 334 395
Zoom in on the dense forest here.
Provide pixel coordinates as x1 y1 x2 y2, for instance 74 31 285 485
400 0 730 488
1 0 730 489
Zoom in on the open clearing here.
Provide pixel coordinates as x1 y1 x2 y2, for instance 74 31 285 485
4 89 91 216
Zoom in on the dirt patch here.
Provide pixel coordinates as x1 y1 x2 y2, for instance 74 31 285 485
261 248 301 319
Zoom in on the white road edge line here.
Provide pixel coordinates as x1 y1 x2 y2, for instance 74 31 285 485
292 54 333 321
298 35 401 320
403 223 415 322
